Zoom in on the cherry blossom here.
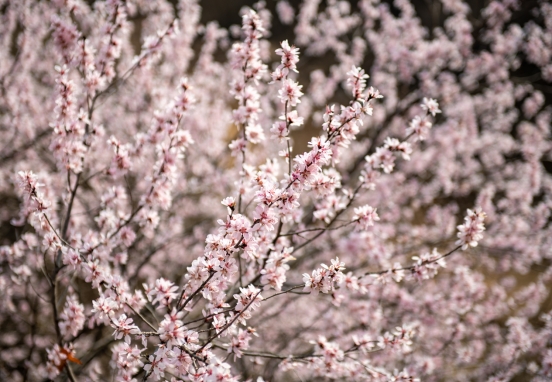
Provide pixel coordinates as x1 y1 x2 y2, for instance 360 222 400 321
1 1 551 381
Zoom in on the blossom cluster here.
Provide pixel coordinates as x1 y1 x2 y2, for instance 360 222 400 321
1 1 551 382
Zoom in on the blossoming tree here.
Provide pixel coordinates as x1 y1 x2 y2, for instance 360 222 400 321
0 0 551 381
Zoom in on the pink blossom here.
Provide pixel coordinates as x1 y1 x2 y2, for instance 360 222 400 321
456 207 486 250
347 65 370 98
59 294 85 338
303 257 345 295
274 40 300 76
421 97 442 116
111 314 139 344
278 78 304 106
353 205 380 230
146 278 179 308
234 285 263 313
406 115 433 141
276 1 295 25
